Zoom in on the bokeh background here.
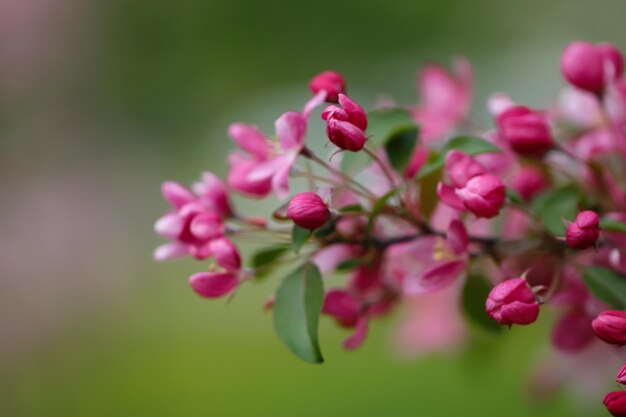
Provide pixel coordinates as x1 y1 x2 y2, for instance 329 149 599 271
2 0 626 416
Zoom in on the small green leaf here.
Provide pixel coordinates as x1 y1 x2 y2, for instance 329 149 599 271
251 246 289 279
384 126 419 173
462 274 502 334
291 225 311 254
583 266 626 309
531 186 580 235
506 187 524 205
273 263 325 363
600 219 626 233
367 189 397 231
339 204 365 213
336 258 362 272
366 108 416 146
417 136 500 180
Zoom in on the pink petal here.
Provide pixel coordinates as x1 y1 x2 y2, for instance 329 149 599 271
209 238 241 272
189 271 238 298
311 243 360 274
303 90 327 119
228 123 271 159
275 111 307 151
436 182 465 210
343 316 369 350
154 213 184 239
153 242 189 261
271 153 297 200
405 260 465 294
162 181 195 209
447 219 468 255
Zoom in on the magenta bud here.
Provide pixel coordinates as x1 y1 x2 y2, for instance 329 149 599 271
510 166 548 201
444 150 485 188
455 174 506 218
321 94 368 152
287 192 330 230
604 391 626 417
561 42 606 92
598 43 625 77
309 71 346 103
189 271 238 298
497 106 553 156
322 289 361 327
565 210 600 249
616 364 626 385
592 310 626 345
486 278 540 325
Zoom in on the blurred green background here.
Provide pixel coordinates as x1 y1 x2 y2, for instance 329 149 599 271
2 0 626 415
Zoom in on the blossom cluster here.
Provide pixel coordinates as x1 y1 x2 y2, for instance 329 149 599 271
155 41 626 415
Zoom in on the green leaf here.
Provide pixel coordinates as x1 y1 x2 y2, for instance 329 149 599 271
367 189 397 231
531 186 580 235
600 219 626 233
583 266 626 309
291 225 311 254
273 263 325 363
251 246 289 279
462 274 502 334
339 204 366 213
336 258 362 272
384 126 419 173
506 187 525 205
366 108 416 146
417 136 501 180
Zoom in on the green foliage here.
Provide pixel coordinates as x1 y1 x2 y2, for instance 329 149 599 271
600 218 626 233
251 246 289 279
462 274 502 334
385 126 419 173
531 186 580 235
272 263 325 363
582 266 626 309
291 225 311 254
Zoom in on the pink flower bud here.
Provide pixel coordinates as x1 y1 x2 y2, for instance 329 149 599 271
322 289 361 327
209 238 241 272
189 271 238 298
561 41 606 92
309 71 346 103
322 94 368 152
604 391 626 417
565 210 600 249
592 310 626 345
455 174 506 218
598 43 625 77
444 150 485 188
497 106 553 156
616 364 626 385
550 310 594 352
287 192 330 229
510 166 548 201
486 278 540 325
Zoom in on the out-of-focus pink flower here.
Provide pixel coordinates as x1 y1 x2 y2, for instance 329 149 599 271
322 94 368 152
497 106 553 156
616 364 626 385
551 309 595 353
154 179 229 261
510 166 548 202
393 281 466 359
411 57 473 142
189 271 239 299
486 278 539 325
322 289 361 327
592 310 626 345
309 71 346 103
444 150 486 188
565 210 600 249
604 391 626 417
454 174 506 218
311 243 361 274
209 238 241 272
561 41 624 93
286 192 330 230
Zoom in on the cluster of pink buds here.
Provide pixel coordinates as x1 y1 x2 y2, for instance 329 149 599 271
155 41 626 414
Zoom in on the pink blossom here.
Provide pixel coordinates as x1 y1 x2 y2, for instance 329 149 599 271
551 309 595 353
561 41 624 93
411 57 473 142
565 210 600 249
287 192 330 230
309 71 346 103
486 278 539 325
510 166 548 201
444 150 486 188
592 310 626 345
322 94 368 152
604 391 626 417
454 174 506 218
497 106 553 156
